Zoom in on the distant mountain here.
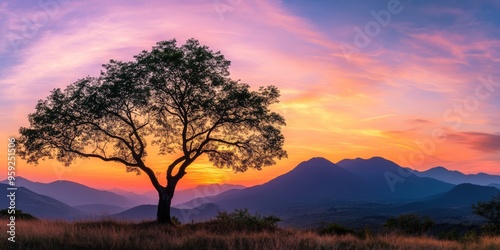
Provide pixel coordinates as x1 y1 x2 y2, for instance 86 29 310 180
144 183 245 206
1 177 139 208
413 166 500 186
426 183 500 207
182 157 380 211
73 204 127 215
253 157 377 201
0 183 84 220
112 203 221 223
180 157 457 214
111 205 157 221
392 183 500 217
107 188 157 205
337 157 454 200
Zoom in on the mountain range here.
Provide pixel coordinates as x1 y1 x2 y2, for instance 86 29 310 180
0 183 85 220
142 183 246 207
337 157 454 200
111 203 221 223
1 177 140 208
0 177 244 221
412 166 500 186
188 157 377 211
2 156 498 227
181 157 454 211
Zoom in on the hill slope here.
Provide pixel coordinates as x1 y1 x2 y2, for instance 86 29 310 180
392 183 500 218
183 157 380 211
169 184 245 206
414 166 500 186
112 203 221 223
1 177 138 207
337 157 454 200
0 183 84 220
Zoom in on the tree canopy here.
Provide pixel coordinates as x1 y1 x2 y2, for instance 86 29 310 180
18 38 287 223
473 194 500 232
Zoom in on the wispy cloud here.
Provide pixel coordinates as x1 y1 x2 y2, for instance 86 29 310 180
448 132 500 152
361 114 395 122
1 0 499 189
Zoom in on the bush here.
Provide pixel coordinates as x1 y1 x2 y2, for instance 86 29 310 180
171 216 181 226
461 230 479 243
473 194 500 234
438 229 460 241
318 222 355 236
0 209 37 220
211 208 280 232
480 223 500 235
384 214 433 235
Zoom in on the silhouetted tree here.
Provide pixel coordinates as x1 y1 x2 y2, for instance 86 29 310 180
18 39 287 224
473 194 500 232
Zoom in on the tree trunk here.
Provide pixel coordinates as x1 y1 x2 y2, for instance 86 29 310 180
157 187 173 224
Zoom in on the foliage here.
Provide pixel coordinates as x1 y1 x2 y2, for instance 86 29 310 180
384 214 434 235
473 194 500 233
480 224 500 236
210 209 281 232
17 38 287 223
318 222 355 236
0 209 37 220
18 39 286 173
438 229 460 241
461 230 479 244
171 216 181 226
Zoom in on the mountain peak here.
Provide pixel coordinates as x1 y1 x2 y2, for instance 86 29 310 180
426 166 455 173
431 166 447 171
291 157 338 173
336 156 400 170
274 157 360 182
368 156 384 160
304 157 334 165
416 166 500 186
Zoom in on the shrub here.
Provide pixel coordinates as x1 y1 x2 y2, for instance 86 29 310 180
171 216 181 226
438 229 460 241
480 223 500 236
384 214 434 235
461 230 479 243
0 209 37 220
211 208 280 232
473 194 500 234
318 222 355 236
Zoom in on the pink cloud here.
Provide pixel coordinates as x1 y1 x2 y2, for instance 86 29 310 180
1 0 499 184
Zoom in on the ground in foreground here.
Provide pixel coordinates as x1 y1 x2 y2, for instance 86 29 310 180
2 219 500 250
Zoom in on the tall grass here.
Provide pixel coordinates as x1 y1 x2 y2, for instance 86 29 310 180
2 219 500 250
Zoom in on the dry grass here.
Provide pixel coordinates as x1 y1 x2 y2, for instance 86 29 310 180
2 219 500 250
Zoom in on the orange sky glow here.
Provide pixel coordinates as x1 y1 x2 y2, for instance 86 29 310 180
0 0 499 193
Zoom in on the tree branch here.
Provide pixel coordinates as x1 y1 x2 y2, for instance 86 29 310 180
136 160 164 193
75 121 134 151
167 155 186 179
66 149 138 167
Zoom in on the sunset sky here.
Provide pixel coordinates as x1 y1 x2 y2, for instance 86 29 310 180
1 0 499 193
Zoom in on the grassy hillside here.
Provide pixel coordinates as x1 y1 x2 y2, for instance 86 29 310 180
2 219 500 250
